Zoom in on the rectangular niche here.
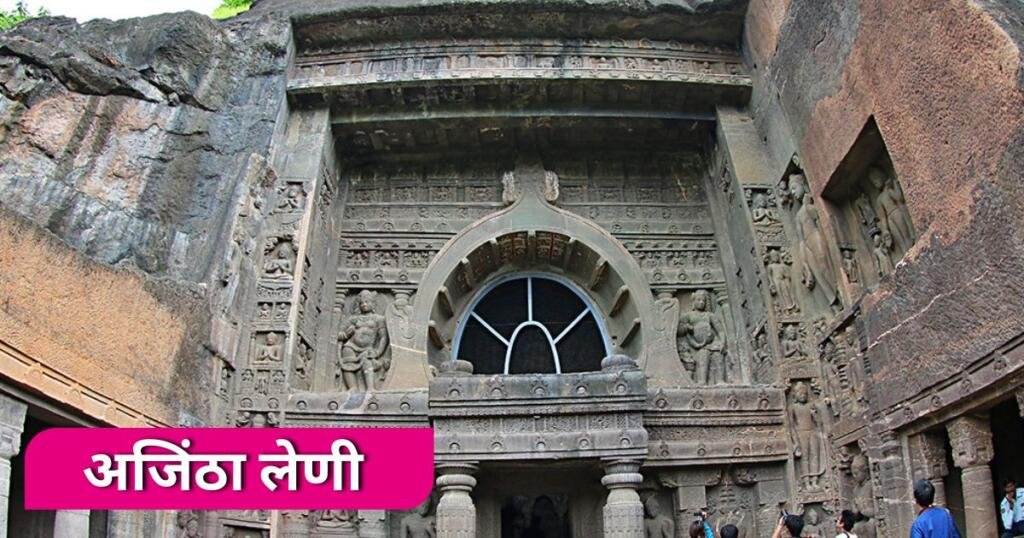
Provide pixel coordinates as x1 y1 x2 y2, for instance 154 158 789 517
823 117 916 289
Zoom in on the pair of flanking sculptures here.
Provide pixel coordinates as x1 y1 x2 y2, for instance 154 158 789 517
333 285 736 391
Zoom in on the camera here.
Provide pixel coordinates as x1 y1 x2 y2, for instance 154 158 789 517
693 511 707 521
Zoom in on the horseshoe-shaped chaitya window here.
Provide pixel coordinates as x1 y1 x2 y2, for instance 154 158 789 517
453 275 611 374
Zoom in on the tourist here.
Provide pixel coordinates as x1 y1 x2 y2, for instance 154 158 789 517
688 512 714 538
834 509 857 538
772 514 805 538
720 524 739 538
910 479 961 538
1001 479 1024 538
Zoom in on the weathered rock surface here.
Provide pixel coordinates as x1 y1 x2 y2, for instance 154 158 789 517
745 0 1024 412
0 11 290 283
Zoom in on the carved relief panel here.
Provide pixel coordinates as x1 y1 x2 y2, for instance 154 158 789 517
554 157 727 291
823 119 916 291
337 162 508 291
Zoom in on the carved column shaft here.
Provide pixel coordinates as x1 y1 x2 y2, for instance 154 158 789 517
436 463 478 538
0 394 26 538
908 431 949 506
601 460 645 538
946 415 996 538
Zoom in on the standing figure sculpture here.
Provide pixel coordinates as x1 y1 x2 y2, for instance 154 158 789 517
643 497 674 538
871 232 894 277
841 248 861 285
766 249 798 313
868 166 914 254
851 454 878 538
401 498 436 538
336 290 390 392
789 382 825 491
795 191 840 309
678 290 728 385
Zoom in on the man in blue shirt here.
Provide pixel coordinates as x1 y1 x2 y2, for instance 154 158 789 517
1001 479 1024 538
910 479 962 538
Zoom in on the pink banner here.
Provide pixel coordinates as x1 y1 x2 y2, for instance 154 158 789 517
24 427 434 510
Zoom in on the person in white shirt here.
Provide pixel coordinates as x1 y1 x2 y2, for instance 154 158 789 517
1002 479 1024 538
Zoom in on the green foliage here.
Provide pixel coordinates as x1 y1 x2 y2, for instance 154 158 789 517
0 1 48 31
212 0 253 20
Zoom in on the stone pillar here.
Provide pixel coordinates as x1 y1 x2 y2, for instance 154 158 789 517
908 431 949 506
53 509 90 538
0 394 27 538
946 415 996 538
601 460 645 538
435 462 478 538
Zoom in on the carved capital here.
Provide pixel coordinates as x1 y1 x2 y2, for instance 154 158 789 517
946 415 993 468
908 431 949 480
0 394 27 459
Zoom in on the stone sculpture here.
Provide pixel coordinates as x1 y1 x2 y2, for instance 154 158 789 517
263 240 295 279
313 509 359 531
795 191 840 310
643 497 674 538
256 333 283 363
841 248 861 284
789 382 825 491
400 498 436 538
766 249 798 313
871 232 894 277
868 166 914 254
803 506 824 538
781 325 805 359
278 184 305 211
678 289 727 385
501 171 520 204
850 454 877 538
751 192 779 224
176 511 200 538
293 342 312 389
336 290 390 392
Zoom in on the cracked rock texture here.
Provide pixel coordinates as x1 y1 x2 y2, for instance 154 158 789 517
746 0 1024 411
0 11 291 425
0 11 290 283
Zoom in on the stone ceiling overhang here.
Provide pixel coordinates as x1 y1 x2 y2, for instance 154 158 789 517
254 0 749 50
286 36 752 159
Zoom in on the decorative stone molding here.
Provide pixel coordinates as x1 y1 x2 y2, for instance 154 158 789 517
0 339 165 427
290 38 749 94
430 367 648 461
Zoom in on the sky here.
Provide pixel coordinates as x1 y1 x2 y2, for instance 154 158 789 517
1 0 223 21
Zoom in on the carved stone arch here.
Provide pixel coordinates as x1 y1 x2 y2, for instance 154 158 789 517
382 158 688 390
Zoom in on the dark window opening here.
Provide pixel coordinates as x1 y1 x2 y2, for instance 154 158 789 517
455 276 607 374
